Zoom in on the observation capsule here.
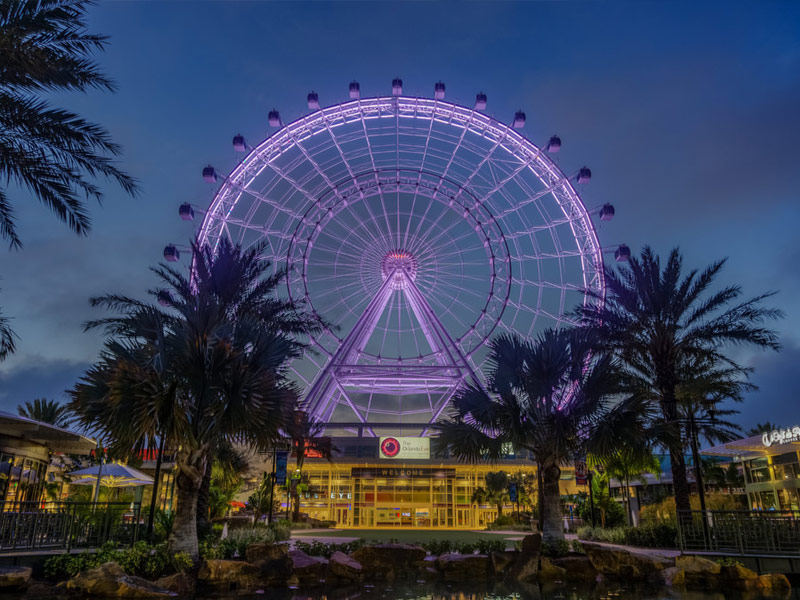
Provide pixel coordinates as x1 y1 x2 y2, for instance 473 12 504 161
202 166 217 183
163 245 180 262
392 77 403 96
307 91 320 110
434 81 445 100
349 81 360 99
599 203 615 221
156 290 173 307
268 109 281 127
546 135 561 153
178 203 195 221
615 244 631 262
513 111 526 129
475 92 487 110
577 167 592 184
232 134 247 152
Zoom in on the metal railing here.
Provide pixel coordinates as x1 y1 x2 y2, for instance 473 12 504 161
0 501 141 553
678 510 800 556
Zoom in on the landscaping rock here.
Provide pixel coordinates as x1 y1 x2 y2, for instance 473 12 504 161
0 566 32 592
757 573 791 595
675 555 721 588
720 563 759 590
245 542 289 565
155 572 195 597
350 543 426 580
198 559 262 592
490 550 517 575
327 551 363 582
550 554 598 583
537 557 567 583
24 582 64 598
436 553 491 582
507 533 541 581
661 566 685 587
289 549 328 586
581 542 673 581
66 562 175 598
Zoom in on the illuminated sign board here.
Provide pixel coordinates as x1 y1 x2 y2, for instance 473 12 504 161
379 436 430 459
762 426 800 448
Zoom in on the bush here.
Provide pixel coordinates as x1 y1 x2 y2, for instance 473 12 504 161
639 493 745 526
541 539 570 558
294 539 366 558
576 523 677 549
44 541 193 582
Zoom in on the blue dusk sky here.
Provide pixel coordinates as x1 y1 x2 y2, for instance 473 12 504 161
0 1 798 432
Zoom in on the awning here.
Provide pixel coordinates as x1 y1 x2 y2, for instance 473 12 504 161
0 411 96 454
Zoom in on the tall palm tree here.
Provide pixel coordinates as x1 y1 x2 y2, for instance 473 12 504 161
747 422 778 437
286 410 334 522
577 247 782 514
435 328 652 541
69 238 320 557
17 397 73 428
0 0 138 249
471 471 510 518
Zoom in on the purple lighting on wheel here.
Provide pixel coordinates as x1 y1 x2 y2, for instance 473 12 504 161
194 92 607 433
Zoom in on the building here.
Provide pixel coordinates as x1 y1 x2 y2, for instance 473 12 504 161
249 435 584 529
0 411 96 508
702 425 800 512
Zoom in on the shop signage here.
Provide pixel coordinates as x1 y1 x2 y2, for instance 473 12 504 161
352 467 454 479
762 426 800 447
379 436 430 459
574 458 588 486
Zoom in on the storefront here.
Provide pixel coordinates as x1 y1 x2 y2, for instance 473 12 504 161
702 425 800 512
260 436 582 529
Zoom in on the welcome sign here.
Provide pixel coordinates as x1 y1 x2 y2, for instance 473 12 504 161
379 436 430 459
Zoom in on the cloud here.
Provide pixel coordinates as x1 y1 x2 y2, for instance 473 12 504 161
733 343 800 430
0 357 90 413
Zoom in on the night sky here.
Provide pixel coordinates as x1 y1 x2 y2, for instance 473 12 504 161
1 2 798 432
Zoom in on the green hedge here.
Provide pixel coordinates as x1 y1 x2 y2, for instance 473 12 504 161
294 538 508 559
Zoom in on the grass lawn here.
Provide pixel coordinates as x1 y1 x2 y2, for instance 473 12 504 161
291 528 525 544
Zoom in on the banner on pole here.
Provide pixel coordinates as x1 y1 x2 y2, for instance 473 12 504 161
275 451 289 486
574 458 588 486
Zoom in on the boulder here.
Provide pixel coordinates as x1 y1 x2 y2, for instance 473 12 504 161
0 566 32 592
245 542 289 565
720 563 759 590
24 582 65 598
550 554 598 583
289 549 328 586
582 542 673 581
507 533 541 581
490 550 517 575
661 566 685 587
675 555 721 588
155 572 195 597
66 562 175 598
327 551 363 582
350 543 426 580
537 557 567 583
198 559 262 592
757 573 791 594
436 553 491 582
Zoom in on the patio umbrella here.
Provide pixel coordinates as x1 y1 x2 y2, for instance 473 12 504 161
66 463 153 488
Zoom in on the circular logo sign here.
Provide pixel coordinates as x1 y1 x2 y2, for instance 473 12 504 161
380 437 401 458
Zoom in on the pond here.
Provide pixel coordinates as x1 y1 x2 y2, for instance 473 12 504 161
198 580 800 600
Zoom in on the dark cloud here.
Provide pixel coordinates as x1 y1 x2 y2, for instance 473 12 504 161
0 357 90 413
733 344 800 431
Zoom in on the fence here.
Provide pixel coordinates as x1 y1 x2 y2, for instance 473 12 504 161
678 510 800 556
0 501 141 553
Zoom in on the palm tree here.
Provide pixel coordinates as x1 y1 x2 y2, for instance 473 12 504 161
17 397 73 428
471 471 510 518
577 247 782 514
435 328 652 542
747 422 777 437
0 293 16 360
596 448 661 526
286 410 334 522
69 238 320 557
207 445 249 521
0 0 138 249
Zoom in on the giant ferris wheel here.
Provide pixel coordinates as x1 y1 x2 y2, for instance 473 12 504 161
170 79 625 435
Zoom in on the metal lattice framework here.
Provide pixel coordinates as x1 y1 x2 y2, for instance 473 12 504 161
196 94 605 433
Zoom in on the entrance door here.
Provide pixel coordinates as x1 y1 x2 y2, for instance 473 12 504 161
335 507 349 526
456 508 472 528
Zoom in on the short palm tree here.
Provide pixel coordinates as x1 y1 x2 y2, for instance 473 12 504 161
471 471 510 518
747 422 778 437
594 448 660 526
577 247 782 514
69 238 319 557
286 410 334 522
435 328 651 541
0 0 138 249
17 397 73 428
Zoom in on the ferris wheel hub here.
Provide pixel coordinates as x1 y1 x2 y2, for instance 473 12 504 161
381 249 418 290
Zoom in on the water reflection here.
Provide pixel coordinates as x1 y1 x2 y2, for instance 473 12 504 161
207 580 798 600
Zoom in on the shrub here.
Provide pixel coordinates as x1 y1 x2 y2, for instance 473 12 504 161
570 539 584 554
541 539 570 558
44 541 193 582
294 539 366 558
577 523 677 548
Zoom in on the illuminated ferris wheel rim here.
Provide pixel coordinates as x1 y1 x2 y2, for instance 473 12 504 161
185 83 618 427
196 93 606 305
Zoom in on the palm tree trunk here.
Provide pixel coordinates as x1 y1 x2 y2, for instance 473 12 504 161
668 447 691 514
168 449 206 558
541 461 563 542
496 502 503 518
195 461 212 537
